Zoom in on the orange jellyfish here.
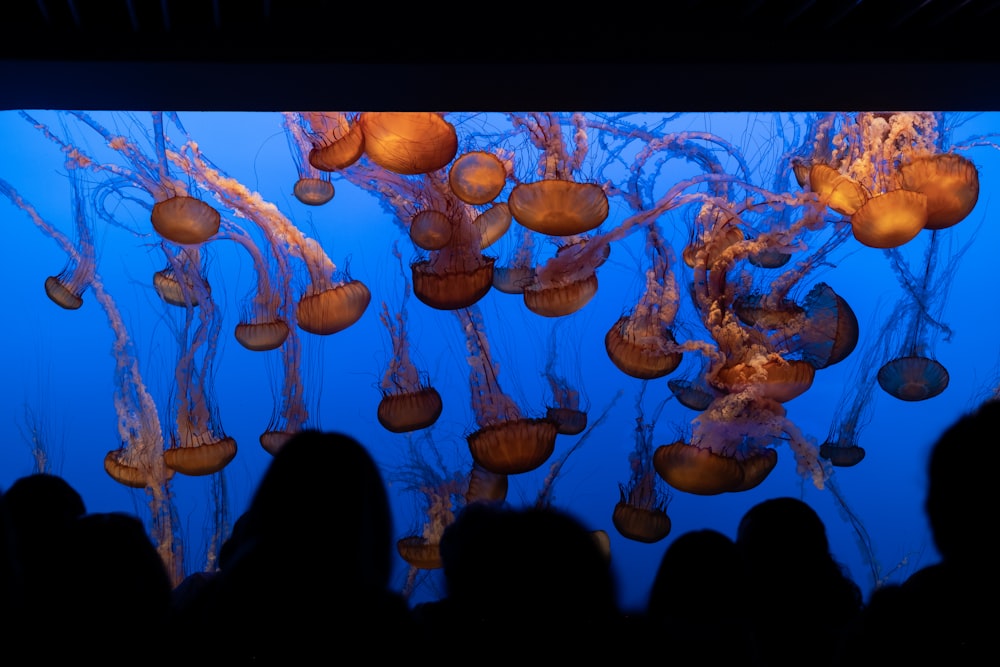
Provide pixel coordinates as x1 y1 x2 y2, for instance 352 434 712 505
62 111 221 245
170 133 370 336
282 112 335 206
359 112 458 176
613 388 673 544
459 305 558 475
464 462 509 506
449 150 508 205
898 152 979 230
394 434 467 571
297 111 366 172
376 244 443 433
605 224 684 379
222 220 290 352
159 246 238 477
541 319 589 436
491 225 537 295
507 113 609 237
258 321 314 456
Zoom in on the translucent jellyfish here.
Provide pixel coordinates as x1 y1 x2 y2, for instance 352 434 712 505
258 323 311 456
459 305 558 475
464 462 509 506
223 220 290 352
282 112 335 206
297 111 366 172
491 225 536 295
170 131 370 336
507 113 609 237
605 224 684 379
613 387 673 544
898 152 979 230
358 112 458 175
376 244 443 433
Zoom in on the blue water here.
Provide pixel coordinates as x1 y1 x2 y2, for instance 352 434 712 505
1 110 997 612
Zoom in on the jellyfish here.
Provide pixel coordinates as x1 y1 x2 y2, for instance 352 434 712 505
282 112 335 206
876 228 972 402
449 149 508 205
358 112 458 176
258 321 312 455
612 386 673 544
376 243 443 433
297 111 365 172
542 319 590 436
392 433 467 572
507 112 609 237
169 130 370 336
605 223 684 379
459 305 558 475
491 224 537 295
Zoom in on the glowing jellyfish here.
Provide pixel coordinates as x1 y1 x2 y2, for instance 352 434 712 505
282 112 335 206
474 202 512 250
898 152 979 230
377 244 443 433
605 225 684 379
449 150 508 205
459 305 558 475
170 132 371 336
807 164 868 216
297 111 366 172
359 112 458 175
409 209 453 251
522 238 603 317
613 388 673 543
850 190 928 249
507 112 609 237
152 253 210 308
222 221 290 352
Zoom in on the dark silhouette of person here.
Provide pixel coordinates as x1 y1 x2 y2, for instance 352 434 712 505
836 399 1000 666
736 496 863 667
3 472 86 639
41 511 174 665
642 528 760 663
425 502 623 658
0 488 25 630
171 429 416 662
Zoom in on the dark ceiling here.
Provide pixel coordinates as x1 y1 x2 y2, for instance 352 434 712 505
3 0 1000 111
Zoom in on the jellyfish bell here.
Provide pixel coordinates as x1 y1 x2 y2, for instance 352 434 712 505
376 386 443 433
819 442 866 467
103 449 174 489
150 195 221 245
359 112 458 175
234 319 290 352
448 150 507 205
796 283 860 369
732 293 805 329
522 271 598 318
849 189 928 249
259 429 296 456
604 314 683 380
492 265 536 295
748 246 792 269
545 405 588 435
44 275 84 310
409 210 453 251
877 355 950 401
508 179 609 237
808 164 868 216
466 417 559 475
713 358 816 403
292 177 335 206
396 535 443 570
898 153 979 230
163 436 237 476
653 441 778 495
475 202 512 249
611 500 672 544
296 279 371 335
308 116 365 171
682 225 744 269
667 378 716 412
153 266 208 307
464 463 509 505
411 256 495 310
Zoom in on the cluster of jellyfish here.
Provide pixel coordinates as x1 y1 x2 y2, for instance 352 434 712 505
0 108 990 596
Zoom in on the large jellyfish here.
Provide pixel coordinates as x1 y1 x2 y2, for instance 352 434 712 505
612 386 673 544
458 305 558 475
